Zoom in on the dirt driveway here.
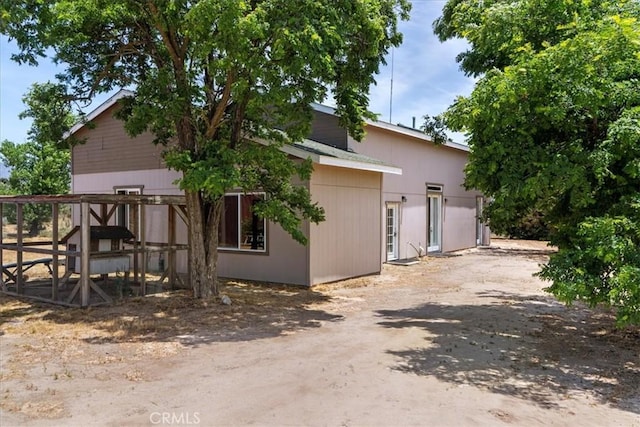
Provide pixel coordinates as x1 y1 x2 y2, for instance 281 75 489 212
1 239 639 426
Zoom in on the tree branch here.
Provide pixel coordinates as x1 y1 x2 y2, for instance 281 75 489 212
205 68 234 139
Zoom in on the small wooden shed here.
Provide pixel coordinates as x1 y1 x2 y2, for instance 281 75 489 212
62 225 135 274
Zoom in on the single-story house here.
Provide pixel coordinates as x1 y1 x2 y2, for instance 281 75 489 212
68 90 488 286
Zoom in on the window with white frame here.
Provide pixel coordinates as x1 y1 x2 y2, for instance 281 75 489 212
115 187 142 232
218 193 266 252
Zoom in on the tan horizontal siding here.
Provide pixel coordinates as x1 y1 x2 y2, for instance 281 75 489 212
310 165 382 284
72 105 166 175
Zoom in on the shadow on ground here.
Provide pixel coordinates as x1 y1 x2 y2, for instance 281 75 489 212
376 290 640 414
476 245 556 261
0 280 342 347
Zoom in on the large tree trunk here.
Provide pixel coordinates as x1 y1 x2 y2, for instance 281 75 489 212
185 189 223 298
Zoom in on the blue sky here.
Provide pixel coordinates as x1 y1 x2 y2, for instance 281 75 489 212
0 1 473 147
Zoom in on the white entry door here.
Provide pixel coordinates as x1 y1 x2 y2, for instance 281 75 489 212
476 196 485 246
386 203 399 261
428 194 442 252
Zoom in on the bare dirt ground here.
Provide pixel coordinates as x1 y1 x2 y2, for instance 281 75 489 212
1 239 639 426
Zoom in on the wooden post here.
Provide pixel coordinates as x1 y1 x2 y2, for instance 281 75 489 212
100 203 108 225
80 201 90 307
140 203 146 296
132 204 139 285
16 203 23 294
167 205 175 289
52 203 59 301
0 202 4 292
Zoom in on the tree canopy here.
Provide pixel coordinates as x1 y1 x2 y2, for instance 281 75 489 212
1 0 411 298
0 83 72 235
436 0 640 324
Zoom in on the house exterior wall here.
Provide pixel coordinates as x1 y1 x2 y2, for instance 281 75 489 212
309 111 348 149
216 224 308 285
348 124 484 260
71 108 311 284
72 104 166 175
309 165 382 284
72 169 310 285
69 99 485 286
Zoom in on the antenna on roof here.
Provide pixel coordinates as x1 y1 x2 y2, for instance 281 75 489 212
389 48 394 123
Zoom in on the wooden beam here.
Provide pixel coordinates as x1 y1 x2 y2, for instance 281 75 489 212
0 202 4 292
89 278 112 303
140 204 146 296
89 207 102 224
100 203 108 225
66 280 81 304
16 204 23 294
132 204 139 284
168 204 176 289
175 204 189 226
0 193 187 206
52 203 59 301
3 241 58 246
3 290 80 308
105 204 119 224
59 270 72 289
80 201 90 307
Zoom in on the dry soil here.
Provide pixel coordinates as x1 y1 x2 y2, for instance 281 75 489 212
0 239 639 426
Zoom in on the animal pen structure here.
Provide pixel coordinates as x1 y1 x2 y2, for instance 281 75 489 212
0 194 188 307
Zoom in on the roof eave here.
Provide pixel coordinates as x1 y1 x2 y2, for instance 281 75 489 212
273 141 402 175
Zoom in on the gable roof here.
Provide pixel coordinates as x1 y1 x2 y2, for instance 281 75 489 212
67 90 403 174
68 90 465 153
66 91 402 175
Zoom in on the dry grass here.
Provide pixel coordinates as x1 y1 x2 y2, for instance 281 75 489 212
1 223 63 280
0 279 338 344
0 278 341 420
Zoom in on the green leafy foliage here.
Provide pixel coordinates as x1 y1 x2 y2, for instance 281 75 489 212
0 0 411 296
0 83 72 235
420 114 452 145
0 87 73 235
437 0 640 324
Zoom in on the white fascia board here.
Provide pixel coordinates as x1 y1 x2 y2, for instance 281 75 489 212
65 89 135 138
316 156 402 175
310 102 337 116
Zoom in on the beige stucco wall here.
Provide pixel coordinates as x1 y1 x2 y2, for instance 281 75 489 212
350 125 482 259
309 165 382 284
